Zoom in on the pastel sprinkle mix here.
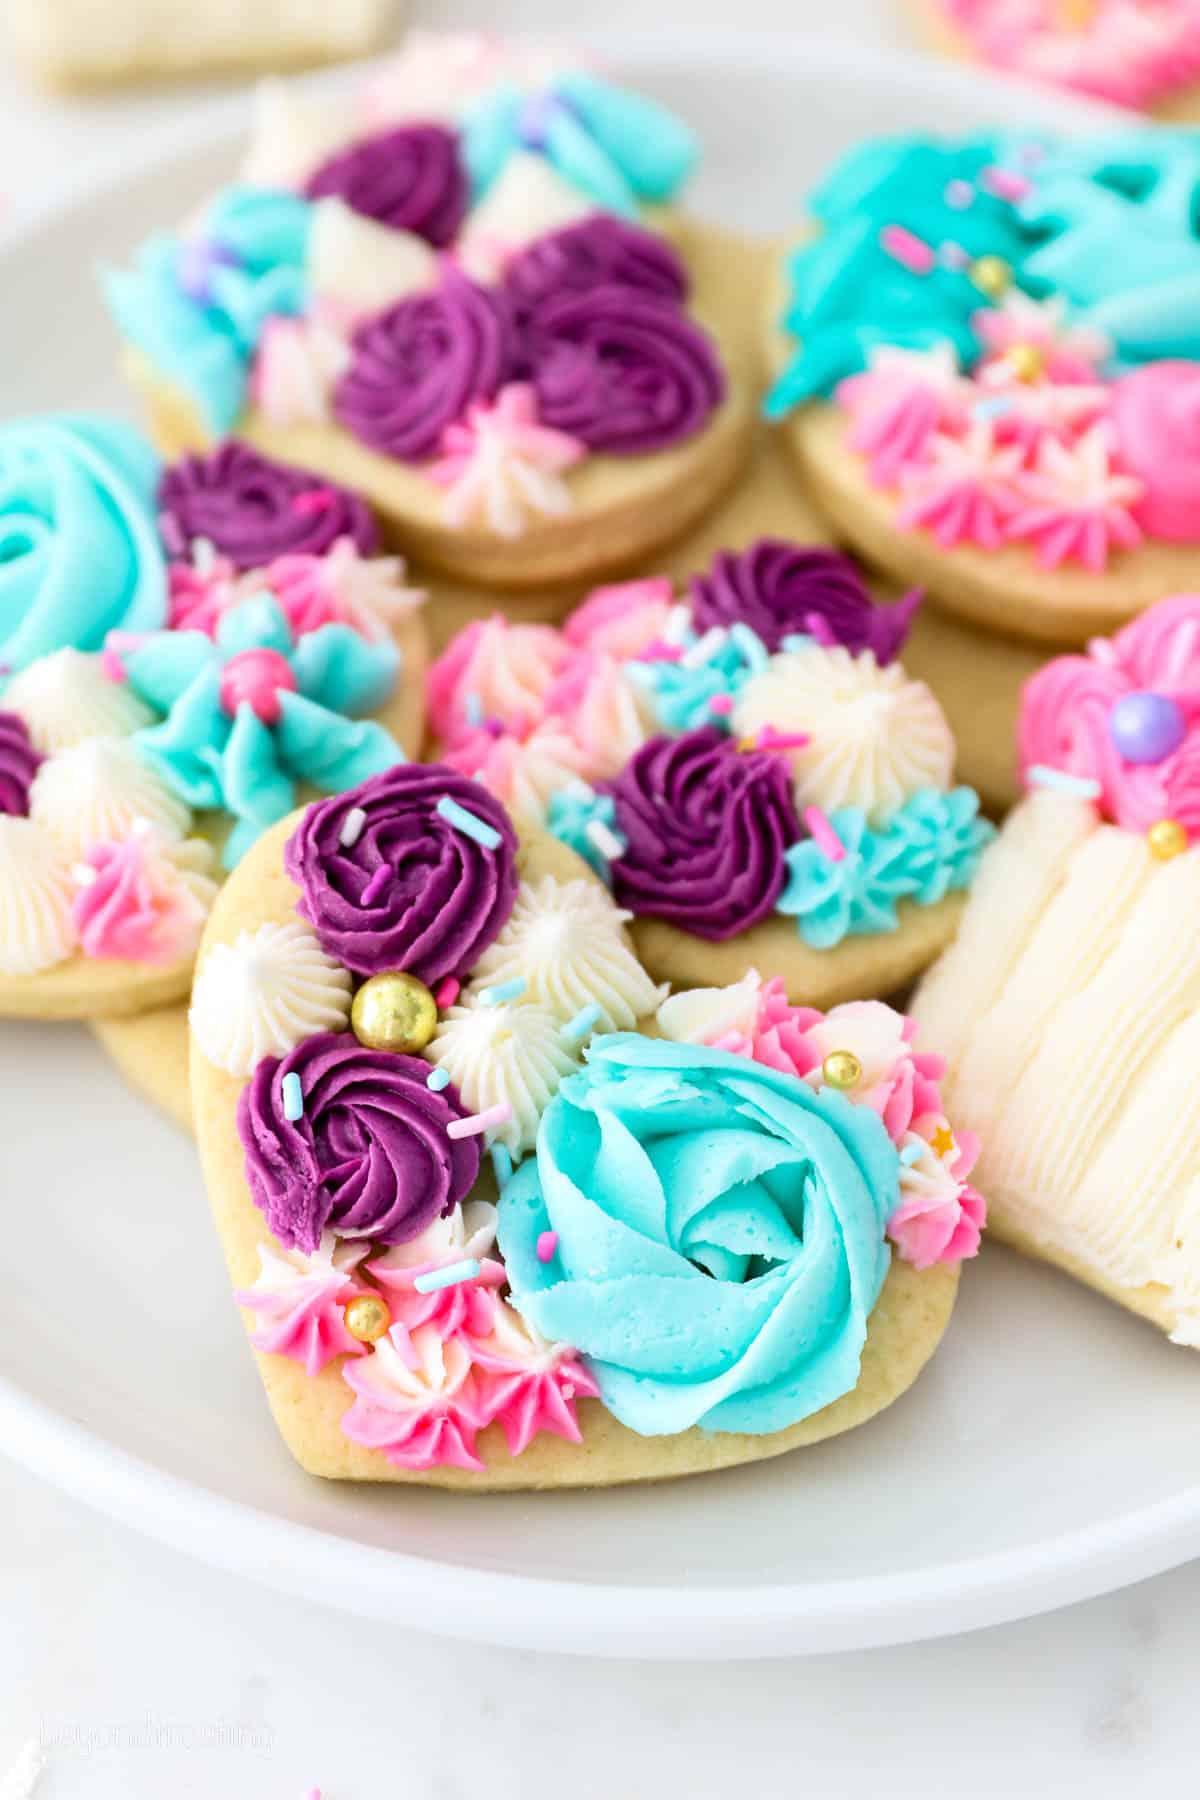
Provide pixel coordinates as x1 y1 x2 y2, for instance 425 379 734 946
729 621 769 673
879 223 935 275
562 1001 602 1043
1027 764 1102 800
900 1140 926 1166
479 976 526 1006
361 863 392 905
414 1257 481 1294
339 805 367 848
282 1072 304 1120
680 625 729 669
464 691 484 728
491 1143 514 1186
536 1230 559 1263
436 794 502 850
804 804 846 863
708 692 734 716
447 1100 512 1140
585 818 627 862
434 976 461 1008
426 1066 451 1092
944 179 974 209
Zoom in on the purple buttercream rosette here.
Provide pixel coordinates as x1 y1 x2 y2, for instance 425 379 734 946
605 727 799 939
304 123 468 248
158 442 380 571
689 540 921 662
521 285 724 454
284 763 519 983
334 269 513 461
238 1033 480 1253
0 712 40 816
504 217 688 316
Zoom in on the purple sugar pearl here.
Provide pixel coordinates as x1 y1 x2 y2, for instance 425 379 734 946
1108 691 1187 765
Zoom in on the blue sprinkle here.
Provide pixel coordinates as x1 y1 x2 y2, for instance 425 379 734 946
413 1258 481 1295
281 1071 304 1121
491 1143 514 1187
436 795 502 850
464 691 484 728
900 1140 926 1166
729 622 769 675
1027 764 1102 801
426 1066 451 1092
479 976 526 1006
562 1002 603 1043
973 396 1013 421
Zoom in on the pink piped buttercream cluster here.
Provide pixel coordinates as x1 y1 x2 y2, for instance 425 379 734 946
941 0 1200 112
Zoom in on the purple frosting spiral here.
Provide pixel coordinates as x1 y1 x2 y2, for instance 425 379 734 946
606 727 799 939
504 217 688 315
157 443 380 572
523 286 724 454
304 123 468 248
285 764 519 982
334 269 513 461
689 541 921 662
238 1032 480 1253
0 711 39 816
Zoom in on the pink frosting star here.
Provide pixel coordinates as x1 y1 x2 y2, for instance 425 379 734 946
972 291 1110 385
838 346 970 487
471 1302 599 1458
234 1235 370 1377
341 1326 493 1473
72 832 213 965
1006 424 1144 571
897 424 1026 549
430 383 585 539
368 1206 506 1365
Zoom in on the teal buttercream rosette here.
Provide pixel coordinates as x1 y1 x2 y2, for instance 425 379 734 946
123 593 403 866
497 1034 897 1437
777 788 994 950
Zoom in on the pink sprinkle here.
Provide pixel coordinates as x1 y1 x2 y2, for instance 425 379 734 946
803 610 838 647
804 804 845 863
100 646 127 683
708 692 734 716
639 640 682 662
711 1030 749 1054
291 488 336 516
759 726 812 752
434 976 460 1008
536 1230 559 1263
879 224 935 275
447 1100 512 1140
980 165 1031 202
361 864 392 905
944 179 975 209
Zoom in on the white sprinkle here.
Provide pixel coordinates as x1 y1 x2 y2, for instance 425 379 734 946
585 819 626 862
191 535 218 574
680 625 728 670
662 602 693 646
563 777 596 803
339 805 367 848
70 862 99 887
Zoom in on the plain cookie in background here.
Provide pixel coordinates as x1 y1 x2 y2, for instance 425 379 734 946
8 0 400 89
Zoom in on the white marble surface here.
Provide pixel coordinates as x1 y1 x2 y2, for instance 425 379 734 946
2 1 1197 1793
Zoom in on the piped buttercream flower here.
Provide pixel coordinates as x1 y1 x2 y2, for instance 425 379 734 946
368 1202 505 1360
897 424 1026 550
470 1301 599 1458
0 712 40 816
71 830 217 964
972 289 1110 384
838 344 971 486
777 807 921 948
2 649 154 754
119 593 404 865
426 999 581 1156
190 917 353 1076
1006 423 1144 570
234 1233 370 1375
249 314 351 427
340 1324 492 1472
429 383 585 538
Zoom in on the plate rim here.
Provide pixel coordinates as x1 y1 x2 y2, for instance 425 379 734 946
2 30 1187 1660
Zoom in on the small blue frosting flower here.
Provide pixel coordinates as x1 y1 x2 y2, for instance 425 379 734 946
462 70 696 214
497 1033 897 1437
122 593 403 866
545 783 622 883
777 787 993 948
104 186 312 436
626 624 769 735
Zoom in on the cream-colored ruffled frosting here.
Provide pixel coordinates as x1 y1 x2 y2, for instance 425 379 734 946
426 1000 579 1156
307 198 437 317
656 970 763 1044
4 650 154 754
731 643 955 826
29 738 191 859
912 791 1200 1344
240 79 360 188
190 918 352 1076
0 817 76 976
458 153 594 275
369 1201 499 1275
472 876 665 1031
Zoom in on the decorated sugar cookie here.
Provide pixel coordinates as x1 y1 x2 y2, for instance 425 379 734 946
104 35 755 589
766 128 1200 644
0 440 427 1022
191 761 984 1486
427 543 993 1003
913 591 1200 1341
909 0 1200 119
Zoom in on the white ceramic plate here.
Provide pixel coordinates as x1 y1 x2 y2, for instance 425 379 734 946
5 37 1198 1662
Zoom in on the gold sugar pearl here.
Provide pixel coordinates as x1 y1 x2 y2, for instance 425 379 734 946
970 255 1012 300
1006 342 1045 382
343 1294 391 1344
821 1049 862 1090
1148 818 1188 862
351 970 439 1053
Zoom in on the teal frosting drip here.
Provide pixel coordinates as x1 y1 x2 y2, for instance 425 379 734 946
625 625 769 734
103 186 311 436
0 414 166 678
545 784 621 882
497 1033 896 1437
462 71 696 213
777 787 994 949
124 593 402 865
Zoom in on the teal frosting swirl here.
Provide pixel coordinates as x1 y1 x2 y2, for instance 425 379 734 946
103 186 311 436
545 784 623 882
0 414 166 678
497 1034 897 1437
625 625 768 734
777 787 994 949
125 593 402 865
